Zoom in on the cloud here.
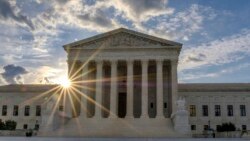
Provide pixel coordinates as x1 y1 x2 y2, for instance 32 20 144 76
179 29 250 71
179 63 250 82
110 0 174 22
0 64 28 84
183 53 207 63
21 65 66 84
34 0 173 33
0 0 248 84
0 0 34 30
77 9 114 28
34 0 120 32
142 4 216 41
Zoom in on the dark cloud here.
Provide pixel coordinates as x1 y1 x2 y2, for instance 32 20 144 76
55 0 69 5
124 0 167 13
119 0 170 21
0 0 34 30
186 53 207 62
0 64 28 84
77 9 113 28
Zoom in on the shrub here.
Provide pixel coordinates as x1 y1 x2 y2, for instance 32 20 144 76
217 125 222 132
0 119 17 130
5 120 17 130
228 122 236 131
216 122 236 132
0 119 5 130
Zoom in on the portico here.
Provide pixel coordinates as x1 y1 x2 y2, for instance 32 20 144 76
64 28 181 118
73 59 174 119
61 28 182 137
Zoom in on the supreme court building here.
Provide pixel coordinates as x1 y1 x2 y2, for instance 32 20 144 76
0 28 250 137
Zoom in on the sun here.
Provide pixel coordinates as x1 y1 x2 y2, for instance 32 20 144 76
58 76 71 88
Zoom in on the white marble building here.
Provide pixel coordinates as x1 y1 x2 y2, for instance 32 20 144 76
0 28 249 137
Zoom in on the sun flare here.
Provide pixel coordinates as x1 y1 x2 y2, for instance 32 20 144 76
58 76 71 88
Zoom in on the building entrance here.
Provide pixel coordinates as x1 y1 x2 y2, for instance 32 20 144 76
118 92 127 118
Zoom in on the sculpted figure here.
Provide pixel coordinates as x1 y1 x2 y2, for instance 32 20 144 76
176 96 186 111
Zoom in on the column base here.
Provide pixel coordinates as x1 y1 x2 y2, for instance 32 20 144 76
79 114 87 120
156 115 165 119
94 116 103 120
109 114 117 119
125 115 134 119
140 114 149 119
93 112 103 119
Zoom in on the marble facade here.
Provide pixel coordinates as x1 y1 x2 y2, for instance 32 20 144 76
0 28 249 137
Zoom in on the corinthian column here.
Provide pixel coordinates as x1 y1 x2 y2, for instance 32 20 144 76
126 60 133 118
171 59 178 115
80 62 88 118
110 60 118 118
156 60 164 118
95 60 103 118
141 60 148 118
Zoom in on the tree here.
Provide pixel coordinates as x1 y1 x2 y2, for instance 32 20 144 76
0 119 5 130
216 122 236 132
5 120 17 130
0 119 17 130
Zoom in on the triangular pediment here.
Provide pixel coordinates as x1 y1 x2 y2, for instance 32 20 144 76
63 28 182 50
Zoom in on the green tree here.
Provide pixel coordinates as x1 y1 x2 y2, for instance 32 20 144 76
5 120 17 130
0 119 5 130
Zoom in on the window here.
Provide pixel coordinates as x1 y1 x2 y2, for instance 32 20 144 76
189 105 196 117
202 105 208 116
240 105 246 116
23 124 28 129
204 125 209 131
242 125 247 131
24 105 30 116
36 105 41 116
227 105 233 116
13 105 18 116
215 105 221 116
191 125 196 130
59 105 64 111
2 105 7 116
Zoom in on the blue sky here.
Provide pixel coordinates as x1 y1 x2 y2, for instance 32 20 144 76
0 0 250 85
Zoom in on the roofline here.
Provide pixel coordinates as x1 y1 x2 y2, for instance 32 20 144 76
1 83 250 93
0 84 59 93
178 83 250 92
63 28 182 51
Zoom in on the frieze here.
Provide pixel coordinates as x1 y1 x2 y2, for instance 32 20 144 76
68 49 178 61
71 32 173 49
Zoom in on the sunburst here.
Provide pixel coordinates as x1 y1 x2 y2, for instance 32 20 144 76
59 76 71 88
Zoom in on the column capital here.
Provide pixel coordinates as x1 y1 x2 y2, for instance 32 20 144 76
141 59 149 66
96 60 103 65
126 59 134 65
111 60 118 64
170 59 178 65
156 59 164 64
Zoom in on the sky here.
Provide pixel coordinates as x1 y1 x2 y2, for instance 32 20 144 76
0 0 250 85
